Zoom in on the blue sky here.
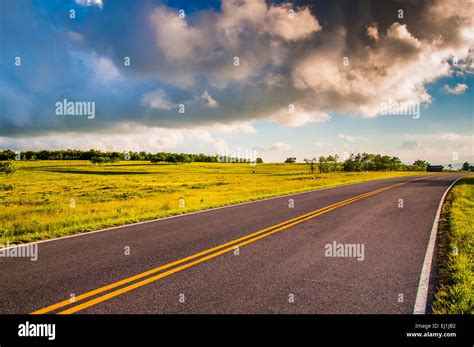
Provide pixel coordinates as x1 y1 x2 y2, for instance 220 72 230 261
0 0 472 165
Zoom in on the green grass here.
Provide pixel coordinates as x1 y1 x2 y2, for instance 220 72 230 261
432 176 474 314
0 161 428 244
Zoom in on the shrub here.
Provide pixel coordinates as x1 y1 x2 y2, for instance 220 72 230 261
0 183 15 191
0 161 16 175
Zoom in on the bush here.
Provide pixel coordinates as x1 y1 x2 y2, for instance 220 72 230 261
0 183 15 191
0 161 16 175
90 156 120 165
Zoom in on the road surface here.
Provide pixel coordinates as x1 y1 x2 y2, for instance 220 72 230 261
0 174 467 314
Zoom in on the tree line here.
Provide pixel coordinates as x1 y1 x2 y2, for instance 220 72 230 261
300 153 405 173
0 149 261 165
293 154 473 173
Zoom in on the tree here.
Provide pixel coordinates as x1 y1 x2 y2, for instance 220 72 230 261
151 152 167 163
326 155 334 172
182 154 192 163
0 161 16 175
318 156 330 173
0 150 16 160
462 162 470 171
448 164 453 170
166 153 178 164
285 157 296 164
256 158 263 164
342 152 404 172
343 154 356 172
333 154 339 172
304 158 317 174
413 159 430 168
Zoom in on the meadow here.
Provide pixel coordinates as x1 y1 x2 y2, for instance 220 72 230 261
0 161 427 244
433 176 474 314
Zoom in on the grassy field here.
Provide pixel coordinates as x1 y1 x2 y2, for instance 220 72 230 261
0 160 428 244
433 176 474 314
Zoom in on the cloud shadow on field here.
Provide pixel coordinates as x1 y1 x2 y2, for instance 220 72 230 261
40 169 160 175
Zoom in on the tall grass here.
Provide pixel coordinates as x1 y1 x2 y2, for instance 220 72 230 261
432 176 474 314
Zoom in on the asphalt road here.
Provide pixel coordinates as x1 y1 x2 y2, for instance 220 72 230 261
0 174 467 314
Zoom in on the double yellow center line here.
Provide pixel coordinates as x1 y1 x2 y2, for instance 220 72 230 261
31 177 422 314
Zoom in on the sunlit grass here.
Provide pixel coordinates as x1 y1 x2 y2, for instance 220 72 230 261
0 161 427 244
433 176 474 314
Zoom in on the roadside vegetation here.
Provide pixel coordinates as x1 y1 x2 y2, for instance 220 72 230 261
432 176 474 314
0 160 429 244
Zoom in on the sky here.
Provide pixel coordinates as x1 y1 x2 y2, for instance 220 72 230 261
0 0 472 165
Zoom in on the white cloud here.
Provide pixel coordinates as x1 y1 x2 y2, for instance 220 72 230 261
269 106 330 127
366 24 379 41
207 121 257 134
443 83 468 94
440 133 474 141
149 0 321 88
68 31 85 42
144 0 472 125
255 142 292 151
383 132 474 164
398 140 425 150
0 122 256 154
90 55 120 83
271 142 292 150
311 142 337 155
141 89 174 110
262 73 285 87
71 51 120 84
149 7 206 63
291 23 452 117
4 0 473 138
200 91 219 108
75 0 103 9
262 3 321 41
339 133 366 142
217 0 321 42
289 0 473 118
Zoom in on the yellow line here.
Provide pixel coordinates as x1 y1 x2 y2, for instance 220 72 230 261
32 177 423 314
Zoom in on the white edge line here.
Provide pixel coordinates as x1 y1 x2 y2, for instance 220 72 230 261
0 174 432 250
413 175 467 314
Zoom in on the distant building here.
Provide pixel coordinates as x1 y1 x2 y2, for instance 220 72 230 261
427 165 444 172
